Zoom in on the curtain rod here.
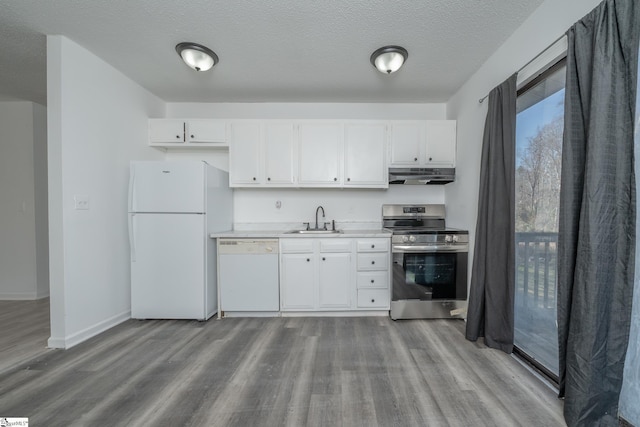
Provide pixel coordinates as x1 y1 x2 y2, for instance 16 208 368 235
478 33 566 104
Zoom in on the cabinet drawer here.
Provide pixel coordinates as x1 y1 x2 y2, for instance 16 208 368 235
280 239 314 253
357 271 389 289
319 239 353 253
357 239 389 252
357 289 389 308
357 253 389 271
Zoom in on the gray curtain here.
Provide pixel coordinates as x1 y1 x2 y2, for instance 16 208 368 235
465 74 517 354
558 0 639 425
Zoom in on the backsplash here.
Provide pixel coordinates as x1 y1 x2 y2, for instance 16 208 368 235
232 186 444 224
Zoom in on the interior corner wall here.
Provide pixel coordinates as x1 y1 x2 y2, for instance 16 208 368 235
0 101 39 299
46 35 165 349
33 103 50 299
444 0 640 423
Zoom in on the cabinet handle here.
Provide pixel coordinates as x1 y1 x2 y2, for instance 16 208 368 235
371 299 375 303
371 279 375 283
347 178 351 181
429 157 433 161
322 257 326 261
371 244 375 248
371 261 375 265
306 258 310 262
191 134 195 139
267 177 271 181
414 157 418 161
176 135 181 139
252 177 256 181
334 177 337 181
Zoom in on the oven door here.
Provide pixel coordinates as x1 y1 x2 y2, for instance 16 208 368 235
391 245 468 301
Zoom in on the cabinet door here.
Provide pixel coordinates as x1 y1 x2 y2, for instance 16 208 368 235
186 120 227 143
425 120 456 167
281 254 316 310
264 123 295 185
149 119 185 143
229 122 262 186
344 123 387 187
389 122 424 166
318 253 351 309
298 123 342 186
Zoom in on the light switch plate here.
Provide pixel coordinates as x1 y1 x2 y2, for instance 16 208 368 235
74 195 90 210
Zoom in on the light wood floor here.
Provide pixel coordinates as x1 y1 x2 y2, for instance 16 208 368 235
0 314 565 426
0 298 52 373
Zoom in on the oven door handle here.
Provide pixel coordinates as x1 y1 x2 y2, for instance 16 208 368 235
393 245 468 253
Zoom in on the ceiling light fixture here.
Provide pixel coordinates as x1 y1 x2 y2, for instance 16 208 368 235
370 46 408 74
175 42 219 72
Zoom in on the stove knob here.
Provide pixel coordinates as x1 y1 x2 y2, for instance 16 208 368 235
445 235 453 243
452 235 459 243
409 235 416 242
402 235 409 243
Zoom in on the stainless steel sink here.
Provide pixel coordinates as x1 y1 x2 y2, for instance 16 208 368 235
286 229 343 234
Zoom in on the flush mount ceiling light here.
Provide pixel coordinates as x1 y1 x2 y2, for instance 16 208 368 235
175 42 219 72
370 45 408 74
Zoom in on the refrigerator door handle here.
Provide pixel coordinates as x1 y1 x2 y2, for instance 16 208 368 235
129 166 136 212
129 214 137 262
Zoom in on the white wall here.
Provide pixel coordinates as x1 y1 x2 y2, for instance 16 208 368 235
0 101 48 300
47 36 165 348
163 102 448 224
444 0 602 286
445 0 640 424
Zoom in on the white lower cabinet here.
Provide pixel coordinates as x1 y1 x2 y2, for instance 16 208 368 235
355 239 390 309
318 252 351 309
280 253 316 310
280 237 390 312
280 238 353 311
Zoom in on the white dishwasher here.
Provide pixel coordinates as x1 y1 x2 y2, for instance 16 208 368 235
218 239 279 314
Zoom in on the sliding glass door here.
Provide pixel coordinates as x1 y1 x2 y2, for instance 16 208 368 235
514 60 566 378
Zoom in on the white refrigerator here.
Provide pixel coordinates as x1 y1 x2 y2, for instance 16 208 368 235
128 161 232 320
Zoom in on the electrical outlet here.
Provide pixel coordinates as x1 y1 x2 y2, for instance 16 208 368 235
74 195 90 210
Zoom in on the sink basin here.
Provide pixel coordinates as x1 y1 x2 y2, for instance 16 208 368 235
286 229 343 234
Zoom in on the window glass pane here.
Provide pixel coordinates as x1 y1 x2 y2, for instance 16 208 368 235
514 63 565 377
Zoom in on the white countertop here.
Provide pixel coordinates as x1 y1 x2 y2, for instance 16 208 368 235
210 222 391 239
210 229 391 239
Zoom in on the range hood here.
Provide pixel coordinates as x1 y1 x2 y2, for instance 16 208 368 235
388 167 455 185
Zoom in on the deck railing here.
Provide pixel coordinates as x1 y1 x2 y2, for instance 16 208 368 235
515 232 558 310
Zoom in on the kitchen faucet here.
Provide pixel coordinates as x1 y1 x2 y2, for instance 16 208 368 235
315 205 325 230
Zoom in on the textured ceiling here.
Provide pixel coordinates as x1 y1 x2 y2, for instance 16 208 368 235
0 0 545 105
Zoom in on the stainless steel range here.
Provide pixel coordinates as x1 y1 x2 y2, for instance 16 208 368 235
383 204 469 320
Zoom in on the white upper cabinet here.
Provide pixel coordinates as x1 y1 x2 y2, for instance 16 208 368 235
389 121 424 165
344 123 388 188
425 120 456 167
149 119 227 147
389 120 456 168
298 122 343 186
186 119 227 144
149 119 185 144
229 121 295 187
263 123 295 185
229 121 261 185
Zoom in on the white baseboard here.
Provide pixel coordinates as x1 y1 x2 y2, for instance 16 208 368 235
222 311 281 318
47 310 131 349
280 310 389 317
0 292 39 300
